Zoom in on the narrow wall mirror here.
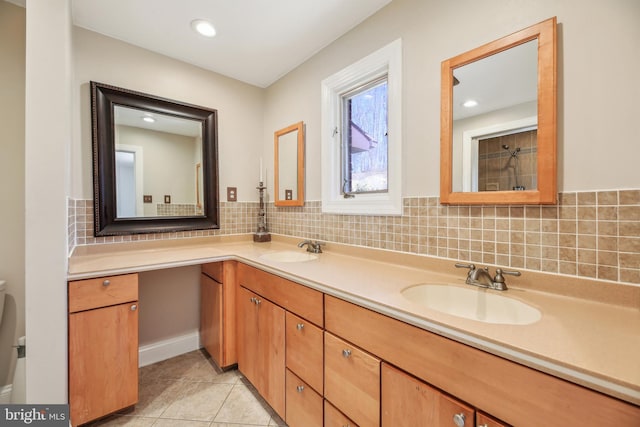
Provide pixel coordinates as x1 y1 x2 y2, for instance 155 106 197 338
274 121 305 207
440 17 557 204
91 81 219 235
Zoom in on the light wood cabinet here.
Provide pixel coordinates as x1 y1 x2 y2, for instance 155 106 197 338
324 400 359 427
382 363 474 427
325 295 640 426
237 285 286 418
285 311 323 393
237 263 324 425
68 274 139 426
200 261 237 368
476 412 510 427
325 332 380 427
286 369 323 427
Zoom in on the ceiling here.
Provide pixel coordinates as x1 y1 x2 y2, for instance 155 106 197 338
452 40 538 121
7 0 391 88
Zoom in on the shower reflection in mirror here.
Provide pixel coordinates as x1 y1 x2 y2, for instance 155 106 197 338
452 39 538 193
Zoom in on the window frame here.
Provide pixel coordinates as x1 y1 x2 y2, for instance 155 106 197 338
321 38 402 215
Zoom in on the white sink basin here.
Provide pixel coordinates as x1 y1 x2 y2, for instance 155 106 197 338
259 251 319 263
401 284 541 325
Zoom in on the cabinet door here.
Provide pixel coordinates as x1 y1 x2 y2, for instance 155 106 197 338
382 363 474 427
237 286 286 418
439 392 474 427
325 332 380 427
200 274 223 365
382 363 438 426
69 302 138 426
324 400 359 427
286 369 323 427
238 286 260 387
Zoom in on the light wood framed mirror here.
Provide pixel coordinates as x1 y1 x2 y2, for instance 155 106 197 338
440 17 557 204
274 121 305 206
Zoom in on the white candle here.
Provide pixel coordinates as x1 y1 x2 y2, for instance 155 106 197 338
260 158 263 182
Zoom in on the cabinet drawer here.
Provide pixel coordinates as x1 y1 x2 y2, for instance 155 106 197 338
477 412 511 427
237 263 323 327
286 312 323 393
324 332 380 427
324 400 358 427
202 262 223 283
69 274 138 313
286 369 323 427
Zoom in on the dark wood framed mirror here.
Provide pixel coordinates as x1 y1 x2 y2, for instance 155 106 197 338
91 81 219 236
440 17 557 204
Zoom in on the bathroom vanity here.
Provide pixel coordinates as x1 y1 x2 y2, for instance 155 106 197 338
67 236 640 426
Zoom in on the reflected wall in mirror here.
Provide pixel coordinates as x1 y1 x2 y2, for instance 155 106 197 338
91 81 219 236
274 121 305 206
440 17 557 204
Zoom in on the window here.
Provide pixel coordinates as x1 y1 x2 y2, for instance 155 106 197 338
342 77 388 195
321 39 402 215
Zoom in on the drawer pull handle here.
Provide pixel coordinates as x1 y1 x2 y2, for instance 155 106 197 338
296 385 304 393
453 413 466 427
478 424 488 427
255 299 261 305
130 304 137 311
296 323 304 330
102 280 110 286
342 349 352 358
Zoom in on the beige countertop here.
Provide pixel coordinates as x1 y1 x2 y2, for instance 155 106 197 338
68 235 640 406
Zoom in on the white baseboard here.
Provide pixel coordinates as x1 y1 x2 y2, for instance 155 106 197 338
0 384 12 404
138 331 201 367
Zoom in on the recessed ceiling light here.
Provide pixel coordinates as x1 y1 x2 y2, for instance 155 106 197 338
463 99 478 108
142 116 156 123
191 19 216 38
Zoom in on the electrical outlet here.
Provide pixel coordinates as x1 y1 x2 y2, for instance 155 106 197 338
227 187 237 202
143 195 152 203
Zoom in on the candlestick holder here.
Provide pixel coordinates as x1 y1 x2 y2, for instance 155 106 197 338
253 181 271 242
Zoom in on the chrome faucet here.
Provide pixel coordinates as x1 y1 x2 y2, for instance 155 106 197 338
298 240 325 254
455 263 521 291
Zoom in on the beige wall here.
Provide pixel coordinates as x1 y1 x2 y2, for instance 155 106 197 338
15 0 640 406
0 0 25 388
117 125 199 215
72 27 265 202
264 0 640 199
71 27 267 354
138 267 201 347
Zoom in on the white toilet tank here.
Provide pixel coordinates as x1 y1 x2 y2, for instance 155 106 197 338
0 280 6 322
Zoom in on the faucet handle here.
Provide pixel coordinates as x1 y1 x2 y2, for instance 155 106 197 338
310 241 326 253
455 263 476 275
493 268 521 284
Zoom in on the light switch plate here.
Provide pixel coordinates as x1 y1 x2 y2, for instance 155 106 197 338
227 187 237 202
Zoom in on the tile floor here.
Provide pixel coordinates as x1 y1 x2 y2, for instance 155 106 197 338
88 350 287 427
